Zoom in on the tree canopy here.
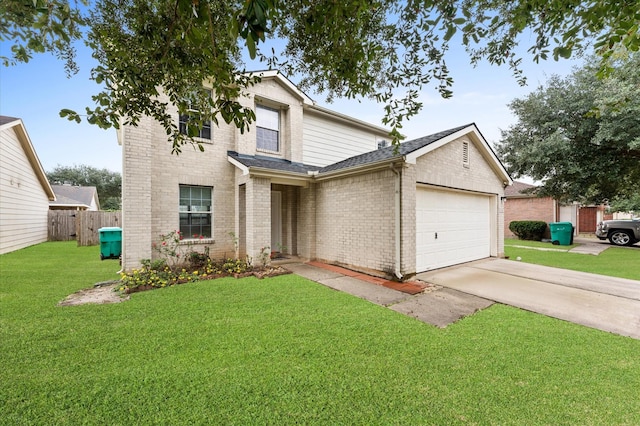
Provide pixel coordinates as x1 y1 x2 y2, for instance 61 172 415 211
496 53 640 209
2 0 639 152
47 164 122 210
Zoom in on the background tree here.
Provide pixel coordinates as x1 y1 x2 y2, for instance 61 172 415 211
2 0 639 152
47 165 122 211
496 53 640 207
608 194 640 215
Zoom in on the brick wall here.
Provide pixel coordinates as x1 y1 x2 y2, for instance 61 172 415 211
121 118 154 270
315 168 396 274
121 91 239 269
504 197 554 238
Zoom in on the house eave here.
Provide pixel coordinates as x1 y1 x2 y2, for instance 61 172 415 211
246 70 315 106
227 155 250 175
247 168 312 187
50 204 90 209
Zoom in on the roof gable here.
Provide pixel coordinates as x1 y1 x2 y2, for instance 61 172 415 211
404 123 511 184
50 185 100 209
248 70 315 106
0 116 55 200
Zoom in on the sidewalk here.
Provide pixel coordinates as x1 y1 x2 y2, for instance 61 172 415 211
569 237 610 255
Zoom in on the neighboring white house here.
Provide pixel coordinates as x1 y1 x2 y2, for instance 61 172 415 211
119 71 511 278
50 185 101 211
0 116 56 255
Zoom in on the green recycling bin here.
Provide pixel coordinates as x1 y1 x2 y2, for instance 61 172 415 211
99 227 122 260
549 222 573 246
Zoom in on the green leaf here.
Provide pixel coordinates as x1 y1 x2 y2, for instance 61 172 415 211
246 31 256 59
443 25 456 42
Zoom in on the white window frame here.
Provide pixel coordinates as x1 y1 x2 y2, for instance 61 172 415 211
179 185 213 240
179 89 212 140
256 105 280 152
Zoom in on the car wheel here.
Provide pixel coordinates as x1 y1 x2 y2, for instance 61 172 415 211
608 230 634 246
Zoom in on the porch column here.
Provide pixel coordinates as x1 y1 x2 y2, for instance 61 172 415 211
245 176 272 264
297 182 316 260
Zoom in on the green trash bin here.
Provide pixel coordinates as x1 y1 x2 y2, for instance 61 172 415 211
549 222 573 246
99 227 122 260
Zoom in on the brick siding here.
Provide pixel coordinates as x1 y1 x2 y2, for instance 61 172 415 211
504 197 555 238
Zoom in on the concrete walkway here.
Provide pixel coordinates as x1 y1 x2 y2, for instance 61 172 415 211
569 237 611 255
418 259 640 340
286 263 494 328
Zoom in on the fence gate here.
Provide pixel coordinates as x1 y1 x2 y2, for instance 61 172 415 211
48 210 122 246
48 210 77 241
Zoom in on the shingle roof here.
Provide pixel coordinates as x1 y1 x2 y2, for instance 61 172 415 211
227 151 321 174
50 185 99 208
504 181 538 197
319 124 473 173
0 115 19 126
228 124 477 177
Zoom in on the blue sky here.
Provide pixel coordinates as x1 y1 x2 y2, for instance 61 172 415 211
0 35 581 174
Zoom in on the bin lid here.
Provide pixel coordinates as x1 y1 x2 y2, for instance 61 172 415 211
99 227 122 232
550 222 573 226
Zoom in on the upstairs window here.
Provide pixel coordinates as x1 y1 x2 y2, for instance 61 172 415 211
179 185 212 238
377 140 389 150
179 90 212 140
256 105 280 152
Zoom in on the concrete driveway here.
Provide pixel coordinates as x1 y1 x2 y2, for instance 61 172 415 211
417 259 640 339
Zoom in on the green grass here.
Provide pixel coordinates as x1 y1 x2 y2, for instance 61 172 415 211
504 237 577 250
2 242 640 424
505 246 640 280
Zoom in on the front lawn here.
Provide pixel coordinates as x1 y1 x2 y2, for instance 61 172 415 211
505 245 640 280
2 242 640 424
505 237 578 250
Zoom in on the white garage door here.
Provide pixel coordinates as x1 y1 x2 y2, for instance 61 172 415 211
416 187 491 272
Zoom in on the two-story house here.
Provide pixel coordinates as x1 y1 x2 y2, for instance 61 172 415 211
119 70 511 279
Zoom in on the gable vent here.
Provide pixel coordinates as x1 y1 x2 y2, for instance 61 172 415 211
462 141 470 167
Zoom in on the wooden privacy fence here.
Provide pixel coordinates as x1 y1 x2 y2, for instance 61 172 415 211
48 210 122 246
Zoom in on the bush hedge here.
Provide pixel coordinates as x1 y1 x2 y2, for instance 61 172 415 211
509 220 548 241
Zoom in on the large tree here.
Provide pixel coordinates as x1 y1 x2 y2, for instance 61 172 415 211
496 53 640 208
47 165 122 210
2 0 639 152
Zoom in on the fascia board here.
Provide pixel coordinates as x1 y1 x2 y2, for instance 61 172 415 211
227 155 250 175
248 168 311 187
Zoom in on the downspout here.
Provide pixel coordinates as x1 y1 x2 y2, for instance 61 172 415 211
390 163 403 281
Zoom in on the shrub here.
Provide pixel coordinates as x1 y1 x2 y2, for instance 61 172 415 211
119 258 223 293
509 220 548 241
